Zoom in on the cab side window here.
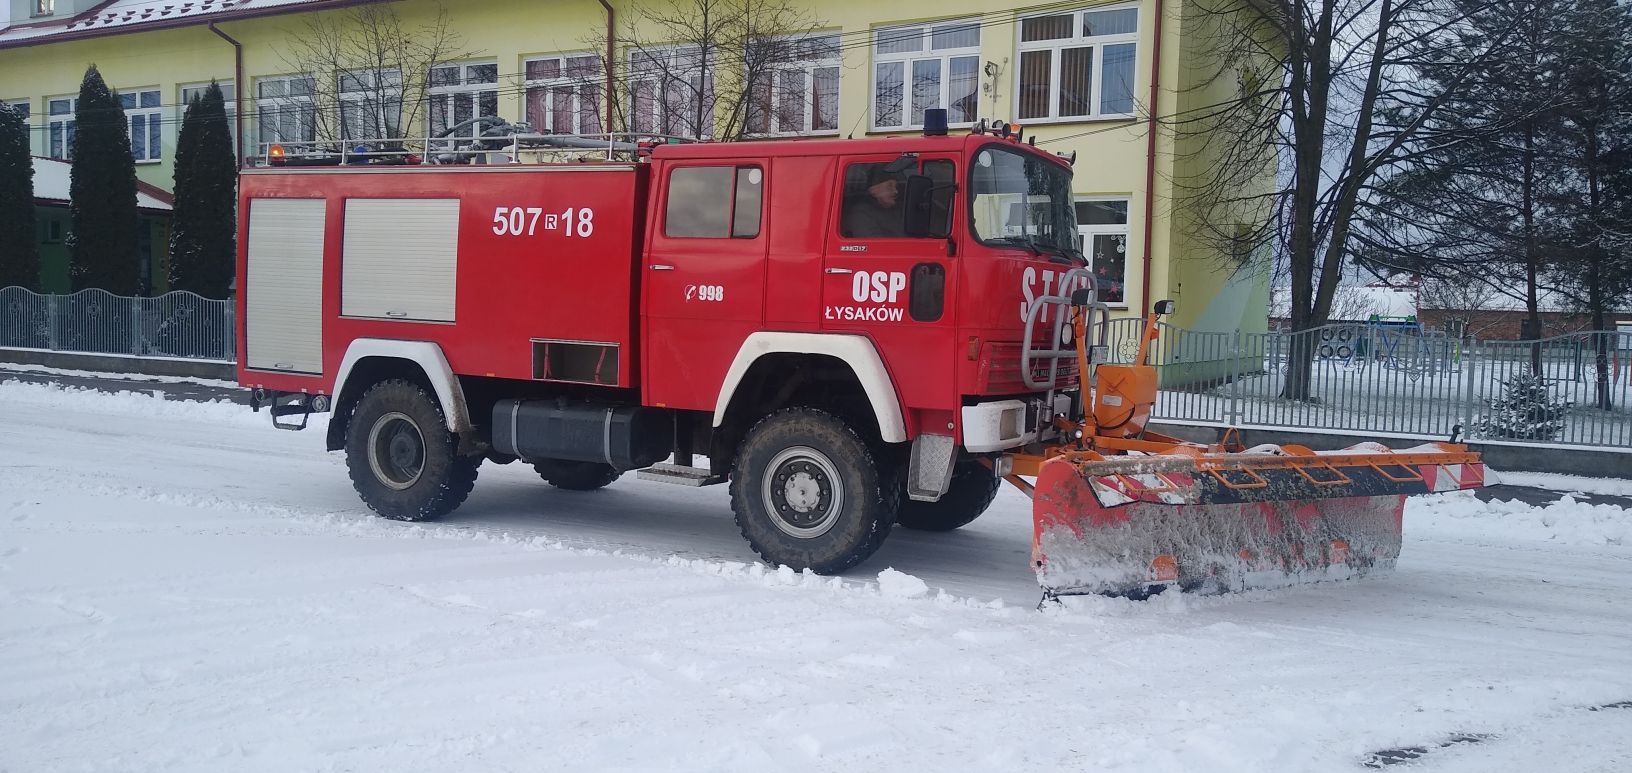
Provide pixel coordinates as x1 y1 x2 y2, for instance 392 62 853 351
665 165 764 238
840 159 954 238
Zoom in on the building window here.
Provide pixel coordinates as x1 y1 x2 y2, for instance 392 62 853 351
746 34 840 136
630 47 715 139
872 20 980 130
1017 6 1138 121
428 61 499 139
255 76 315 151
47 96 75 160
523 54 604 135
181 82 237 153
1 99 30 120
33 0 54 16
337 68 402 141
1076 198 1129 304
120 88 163 162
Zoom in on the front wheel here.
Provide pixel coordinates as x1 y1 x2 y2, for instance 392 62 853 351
895 461 1001 531
729 408 898 574
345 379 479 521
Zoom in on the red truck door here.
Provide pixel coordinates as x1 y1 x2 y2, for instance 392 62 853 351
642 159 770 410
820 154 960 424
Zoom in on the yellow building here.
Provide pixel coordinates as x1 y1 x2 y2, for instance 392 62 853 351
0 0 1268 342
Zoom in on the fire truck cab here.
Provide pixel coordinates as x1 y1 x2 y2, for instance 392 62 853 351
237 122 1094 574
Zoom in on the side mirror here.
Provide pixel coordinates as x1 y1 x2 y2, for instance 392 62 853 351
903 174 943 238
1153 299 1176 316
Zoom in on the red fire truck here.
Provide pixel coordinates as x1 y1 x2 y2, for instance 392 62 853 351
237 120 1485 596
237 121 1089 575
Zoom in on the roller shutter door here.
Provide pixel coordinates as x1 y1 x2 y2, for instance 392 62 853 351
245 198 326 374
341 199 460 322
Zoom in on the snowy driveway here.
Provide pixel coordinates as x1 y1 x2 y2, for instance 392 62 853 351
2 382 1629 771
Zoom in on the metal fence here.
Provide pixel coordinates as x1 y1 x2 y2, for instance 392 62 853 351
3 285 1628 449
0 287 234 362
1105 319 1632 449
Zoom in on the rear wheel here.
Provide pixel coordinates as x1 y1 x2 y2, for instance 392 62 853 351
533 459 622 491
896 461 1001 531
345 379 479 521
729 408 897 574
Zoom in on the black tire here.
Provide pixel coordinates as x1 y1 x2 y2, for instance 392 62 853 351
895 461 1001 531
729 408 898 574
345 379 479 521
533 459 622 491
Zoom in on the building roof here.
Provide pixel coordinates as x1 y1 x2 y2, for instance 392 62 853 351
32 156 174 212
0 0 390 49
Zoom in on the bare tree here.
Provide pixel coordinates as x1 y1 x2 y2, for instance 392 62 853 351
585 0 830 141
1167 0 1525 399
276 4 472 149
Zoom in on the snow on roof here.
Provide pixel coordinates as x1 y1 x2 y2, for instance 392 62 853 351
32 156 173 212
1270 285 1418 321
0 0 348 47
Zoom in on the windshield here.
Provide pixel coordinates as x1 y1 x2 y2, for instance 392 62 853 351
969 145 1079 258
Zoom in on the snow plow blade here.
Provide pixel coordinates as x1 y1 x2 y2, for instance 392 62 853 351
1030 443 1487 597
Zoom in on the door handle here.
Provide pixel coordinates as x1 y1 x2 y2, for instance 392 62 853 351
825 268 854 275
651 264 675 271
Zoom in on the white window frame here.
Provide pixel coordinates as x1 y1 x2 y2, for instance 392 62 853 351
337 67 403 142
180 81 238 155
628 46 715 139
427 61 499 140
1015 5 1140 123
1075 196 1131 307
254 74 316 151
33 0 55 17
46 95 75 160
746 33 841 137
121 87 163 163
522 52 605 135
871 20 981 131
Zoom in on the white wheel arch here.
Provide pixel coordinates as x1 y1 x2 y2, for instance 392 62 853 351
333 339 473 433
714 332 907 444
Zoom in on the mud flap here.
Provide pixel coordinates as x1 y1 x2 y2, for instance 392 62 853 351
1031 453 1480 597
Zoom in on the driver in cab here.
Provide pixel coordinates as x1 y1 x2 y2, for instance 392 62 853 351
842 166 905 238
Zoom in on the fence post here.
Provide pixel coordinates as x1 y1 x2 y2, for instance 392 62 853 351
1228 329 1242 426
224 301 235 362
1461 335 1481 439
130 295 142 356
46 295 60 351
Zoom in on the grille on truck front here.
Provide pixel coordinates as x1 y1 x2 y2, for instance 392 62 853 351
979 341 1080 395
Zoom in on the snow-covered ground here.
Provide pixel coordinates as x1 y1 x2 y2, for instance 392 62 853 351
3 381 1631 772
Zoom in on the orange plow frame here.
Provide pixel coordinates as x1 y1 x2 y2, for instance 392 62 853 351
1000 294 1488 598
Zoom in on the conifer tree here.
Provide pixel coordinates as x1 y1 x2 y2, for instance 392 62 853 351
0 104 39 290
169 82 237 297
68 64 141 294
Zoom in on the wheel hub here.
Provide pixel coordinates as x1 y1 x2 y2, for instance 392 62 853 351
761 447 844 539
368 412 425 491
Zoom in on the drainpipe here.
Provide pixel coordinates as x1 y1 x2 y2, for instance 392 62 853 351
598 0 615 132
1139 0 1165 313
208 21 245 166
